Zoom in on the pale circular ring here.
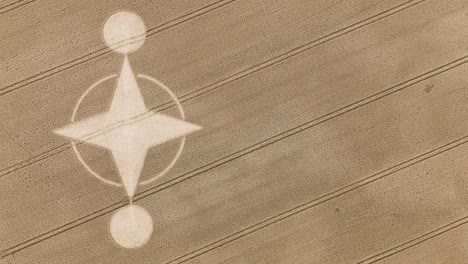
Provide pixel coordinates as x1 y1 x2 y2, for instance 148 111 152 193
71 74 186 187
137 74 186 185
71 75 121 187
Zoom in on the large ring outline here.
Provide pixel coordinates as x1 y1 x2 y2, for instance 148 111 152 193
71 74 186 187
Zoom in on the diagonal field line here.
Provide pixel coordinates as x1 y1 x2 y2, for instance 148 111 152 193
0 0 36 16
0 0 238 96
357 216 468 263
0 0 428 179
0 0 28 10
2 45 467 260
167 135 468 263
0 0 23 9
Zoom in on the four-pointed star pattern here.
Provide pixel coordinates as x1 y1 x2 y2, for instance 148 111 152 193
54 57 201 197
